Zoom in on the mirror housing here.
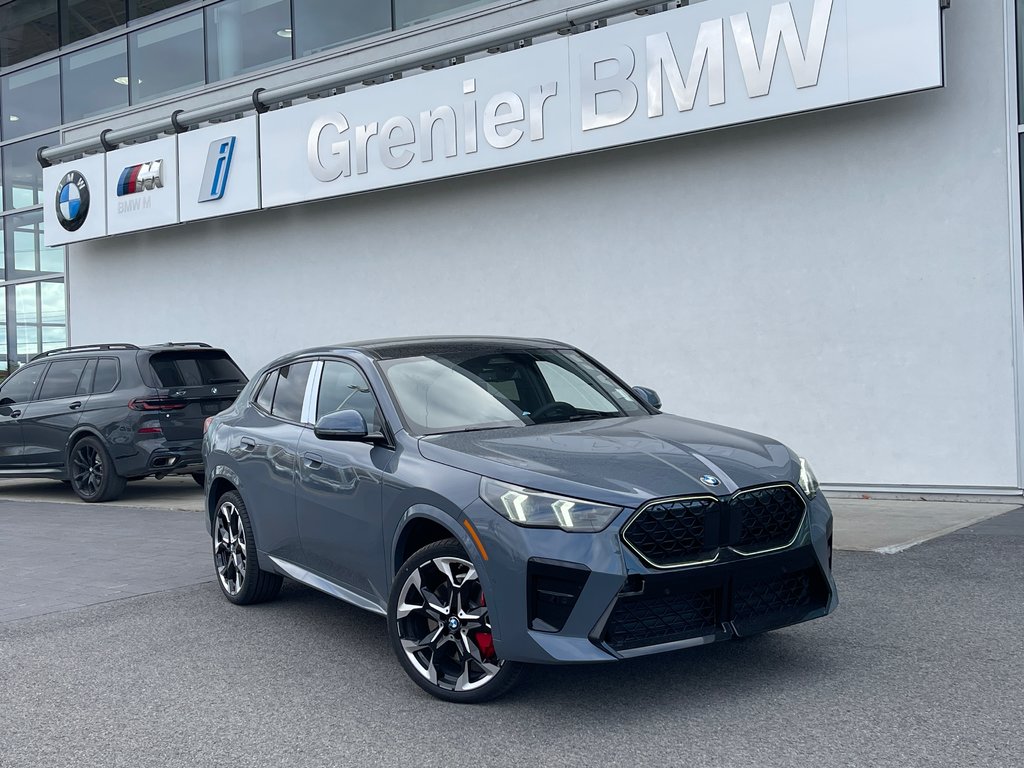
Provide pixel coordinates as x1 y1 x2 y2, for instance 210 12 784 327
314 410 371 441
632 386 662 411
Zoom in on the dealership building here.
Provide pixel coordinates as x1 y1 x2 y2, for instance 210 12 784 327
0 0 1020 494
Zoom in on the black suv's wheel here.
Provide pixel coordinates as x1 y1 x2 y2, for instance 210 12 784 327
213 491 282 605
69 436 127 502
388 538 525 703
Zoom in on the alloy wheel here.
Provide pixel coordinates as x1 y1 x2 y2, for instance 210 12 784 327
214 500 247 596
71 443 103 497
394 556 501 692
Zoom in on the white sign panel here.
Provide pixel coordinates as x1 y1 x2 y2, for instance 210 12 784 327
105 136 179 236
177 117 260 222
260 0 942 209
43 154 107 245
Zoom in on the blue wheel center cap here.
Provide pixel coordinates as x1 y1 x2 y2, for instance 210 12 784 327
447 616 461 631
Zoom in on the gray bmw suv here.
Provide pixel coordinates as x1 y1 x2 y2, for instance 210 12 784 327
0 342 246 502
203 337 836 702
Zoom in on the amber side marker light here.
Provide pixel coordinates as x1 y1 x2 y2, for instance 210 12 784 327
463 519 489 561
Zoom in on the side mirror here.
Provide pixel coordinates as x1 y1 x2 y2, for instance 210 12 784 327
314 410 369 441
632 386 662 411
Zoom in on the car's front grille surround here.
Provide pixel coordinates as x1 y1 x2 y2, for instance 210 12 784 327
620 483 807 569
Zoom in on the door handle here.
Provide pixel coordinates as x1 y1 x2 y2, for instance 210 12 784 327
9 410 21 418
240 437 257 452
69 401 82 410
302 452 323 469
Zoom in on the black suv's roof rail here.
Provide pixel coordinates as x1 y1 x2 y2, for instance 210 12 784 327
151 342 213 348
31 343 140 361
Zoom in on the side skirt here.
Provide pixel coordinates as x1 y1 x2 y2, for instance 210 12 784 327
266 554 387 616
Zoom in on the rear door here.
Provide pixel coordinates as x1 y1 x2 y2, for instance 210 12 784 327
143 350 247 443
18 358 92 467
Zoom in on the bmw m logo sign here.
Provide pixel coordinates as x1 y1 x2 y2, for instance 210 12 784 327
699 474 721 487
55 171 90 232
117 160 163 196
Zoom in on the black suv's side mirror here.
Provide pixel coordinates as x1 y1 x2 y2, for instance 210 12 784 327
632 386 662 411
314 409 387 444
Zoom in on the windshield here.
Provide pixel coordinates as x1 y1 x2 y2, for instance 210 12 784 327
379 348 648 435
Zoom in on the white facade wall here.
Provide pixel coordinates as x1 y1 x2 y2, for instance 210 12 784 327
68 2 1019 491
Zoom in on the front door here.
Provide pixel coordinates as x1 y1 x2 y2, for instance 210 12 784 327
0 363 46 468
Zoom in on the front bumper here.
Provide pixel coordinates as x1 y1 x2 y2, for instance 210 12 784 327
464 492 837 664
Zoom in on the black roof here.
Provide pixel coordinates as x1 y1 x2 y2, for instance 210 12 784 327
302 336 570 361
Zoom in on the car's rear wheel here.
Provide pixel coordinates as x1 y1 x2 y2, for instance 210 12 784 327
69 436 126 502
213 491 282 605
388 538 525 703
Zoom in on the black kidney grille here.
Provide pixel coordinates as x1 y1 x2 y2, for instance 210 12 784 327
621 497 716 567
604 589 718 651
731 486 805 552
732 569 814 621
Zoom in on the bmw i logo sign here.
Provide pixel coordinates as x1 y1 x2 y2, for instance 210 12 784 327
55 171 90 232
699 474 721 487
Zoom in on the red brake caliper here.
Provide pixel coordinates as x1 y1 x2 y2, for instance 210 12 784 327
472 592 496 661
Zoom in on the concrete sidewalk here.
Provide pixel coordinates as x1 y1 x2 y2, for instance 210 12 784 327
0 477 1020 554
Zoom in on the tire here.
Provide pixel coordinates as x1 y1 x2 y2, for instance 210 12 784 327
191 472 205 487
387 538 525 703
212 491 282 605
69 436 127 502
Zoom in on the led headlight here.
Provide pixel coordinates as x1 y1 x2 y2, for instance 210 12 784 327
798 457 820 499
480 478 621 532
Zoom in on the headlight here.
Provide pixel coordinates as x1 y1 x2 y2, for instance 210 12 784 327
479 478 622 532
798 457 820 499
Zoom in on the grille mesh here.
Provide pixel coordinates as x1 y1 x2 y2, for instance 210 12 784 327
604 589 718 651
620 497 716 567
733 569 814 621
732 485 805 552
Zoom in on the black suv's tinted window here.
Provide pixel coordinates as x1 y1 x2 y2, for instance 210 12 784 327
149 351 245 387
93 358 120 393
38 359 88 400
317 361 380 431
271 363 312 422
0 365 43 404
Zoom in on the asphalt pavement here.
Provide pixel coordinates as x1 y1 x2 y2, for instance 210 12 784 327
0 494 1022 767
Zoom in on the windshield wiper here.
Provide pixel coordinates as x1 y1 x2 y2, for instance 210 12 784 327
566 413 619 422
435 425 522 435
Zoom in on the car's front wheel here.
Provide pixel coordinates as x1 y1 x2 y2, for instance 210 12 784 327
388 538 525 703
213 491 282 605
69 436 126 502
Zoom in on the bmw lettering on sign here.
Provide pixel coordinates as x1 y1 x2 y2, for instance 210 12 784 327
55 171 90 232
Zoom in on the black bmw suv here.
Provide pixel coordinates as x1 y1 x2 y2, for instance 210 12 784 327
0 343 246 502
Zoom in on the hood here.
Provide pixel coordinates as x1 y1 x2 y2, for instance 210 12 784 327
418 414 799 508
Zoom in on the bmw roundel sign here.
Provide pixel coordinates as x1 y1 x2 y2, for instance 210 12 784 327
55 171 90 232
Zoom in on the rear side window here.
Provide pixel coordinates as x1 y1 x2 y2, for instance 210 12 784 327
93 358 120 393
270 363 312 422
38 359 89 400
149 351 245 387
0 364 44 404
255 371 277 413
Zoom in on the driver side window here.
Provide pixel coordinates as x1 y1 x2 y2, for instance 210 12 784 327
0 365 43 405
317 361 381 432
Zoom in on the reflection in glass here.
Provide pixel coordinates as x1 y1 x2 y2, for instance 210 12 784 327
128 0 193 22
13 280 66 364
0 0 60 68
395 0 492 28
0 222 4 281
1 60 61 141
206 0 291 82
2 134 57 212
62 39 129 122
0 289 7 375
6 211 64 277
129 11 205 103
62 0 127 44
292 0 390 57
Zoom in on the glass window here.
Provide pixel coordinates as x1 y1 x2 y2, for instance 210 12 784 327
93 358 120 392
0 1 60 68
2 133 58 211
13 280 66 364
1 60 61 141
292 0 390 57
394 0 492 28
129 11 205 104
5 210 64 277
255 370 277 412
317 360 380 431
148 350 245 387
0 362 44 404
62 39 129 122
38 358 88 400
271 362 311 422
0 221 4 281
128 0 192 22
62 0 127 44
536 360 618 413
206 0 291 83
